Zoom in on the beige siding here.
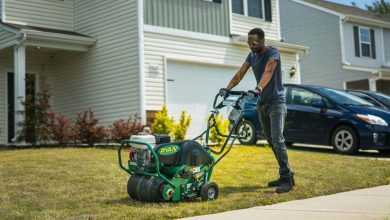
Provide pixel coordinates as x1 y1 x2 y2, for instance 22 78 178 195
144 31 299 110
5 0 73 31
0 26 17 46
0 48 54 145
51 0 140 125
231 0 279 40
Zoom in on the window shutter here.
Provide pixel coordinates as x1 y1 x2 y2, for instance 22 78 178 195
370 29 376 59
353 26 360 57
264 0 272 22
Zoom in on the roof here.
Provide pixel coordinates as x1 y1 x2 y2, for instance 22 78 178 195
302 0 390 23
4 22 92 38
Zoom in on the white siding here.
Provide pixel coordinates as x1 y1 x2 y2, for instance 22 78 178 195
231 0 279 40
144 31 299 110
384 29 390 66
51 0 140 125
0 48 54 145
5 0 73 31
343 22 385 68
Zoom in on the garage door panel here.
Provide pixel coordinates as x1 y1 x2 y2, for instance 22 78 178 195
167 61 256 139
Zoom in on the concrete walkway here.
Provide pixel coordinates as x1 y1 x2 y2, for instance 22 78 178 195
180 185 390 220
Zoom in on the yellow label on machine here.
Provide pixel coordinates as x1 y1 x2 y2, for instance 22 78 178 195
158 145 180 156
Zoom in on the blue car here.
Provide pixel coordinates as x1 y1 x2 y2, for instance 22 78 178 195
346 90 390 110
230 84 390 154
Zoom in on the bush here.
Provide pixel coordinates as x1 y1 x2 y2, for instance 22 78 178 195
111 114 144 143
172 111 191 141
151 105 174 135
49 111 73 145
17 77 52 145
209 115 230 144
75 109 108 146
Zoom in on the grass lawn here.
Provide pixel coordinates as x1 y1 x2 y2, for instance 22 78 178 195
0 146 389 220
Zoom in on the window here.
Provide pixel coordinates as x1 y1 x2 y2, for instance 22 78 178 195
359 28 371 57
232 0 272 21
353 26 376 59
287 87 322 107
232 0 244 14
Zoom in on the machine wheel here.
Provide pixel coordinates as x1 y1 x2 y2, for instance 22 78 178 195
127 174 165 202
200 182 219 201
332 126 359 155
237 120 257 145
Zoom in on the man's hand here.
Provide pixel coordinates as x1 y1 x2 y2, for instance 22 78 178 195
219 88 229 97
248 88 261 98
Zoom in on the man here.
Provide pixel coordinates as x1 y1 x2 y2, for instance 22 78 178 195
222 28 294 193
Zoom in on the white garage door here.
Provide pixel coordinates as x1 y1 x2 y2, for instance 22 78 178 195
167 61 256 139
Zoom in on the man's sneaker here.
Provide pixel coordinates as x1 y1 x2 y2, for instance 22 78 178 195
267 172 295 187
275 176 293 194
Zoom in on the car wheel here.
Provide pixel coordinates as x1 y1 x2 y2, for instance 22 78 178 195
331 126 359 155
236 120 257 145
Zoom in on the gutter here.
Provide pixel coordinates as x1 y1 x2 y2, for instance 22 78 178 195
343 15 390 28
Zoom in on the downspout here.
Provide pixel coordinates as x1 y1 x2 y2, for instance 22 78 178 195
137 0 146 125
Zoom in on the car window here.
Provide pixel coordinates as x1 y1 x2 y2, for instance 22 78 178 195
349 92 382 107
288 87 322 107
319 88 374 106
367 92 390 106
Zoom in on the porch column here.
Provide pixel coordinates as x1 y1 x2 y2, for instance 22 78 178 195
369 78 377 92
13 45 26 140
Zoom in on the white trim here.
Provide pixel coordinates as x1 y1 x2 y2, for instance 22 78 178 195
22 30 96 44
276 0 282 41
291 0 345 17
1 0 5 22
358 26 371 58
296 53 301 84
339 19 346 64
163 56 168 103
229 0 233 36
138 0 146 125
344 15 390 29
381 28 386 65
144 25 232 44
243 0 248 16
342 64 381 74
165 54 241 68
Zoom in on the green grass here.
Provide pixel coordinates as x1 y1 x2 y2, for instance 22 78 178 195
0 146 389 220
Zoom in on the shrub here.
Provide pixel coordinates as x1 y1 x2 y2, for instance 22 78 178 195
49 111 73 145
151 105 174 135
111 114 144 143
17 77 52 145
75 109 108 146
172 111 191 141
209 115 230 145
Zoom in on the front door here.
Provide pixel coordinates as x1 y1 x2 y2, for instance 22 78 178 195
7 72 36 143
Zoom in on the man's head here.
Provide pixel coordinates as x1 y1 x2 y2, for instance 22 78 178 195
247 28 265 53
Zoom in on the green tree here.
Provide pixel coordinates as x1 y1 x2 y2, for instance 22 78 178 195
366 0 390 15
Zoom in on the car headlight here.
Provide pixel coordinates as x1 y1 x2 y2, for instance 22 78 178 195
356 114 388 126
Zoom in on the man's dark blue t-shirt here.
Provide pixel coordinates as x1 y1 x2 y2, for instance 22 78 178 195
245 45 285 104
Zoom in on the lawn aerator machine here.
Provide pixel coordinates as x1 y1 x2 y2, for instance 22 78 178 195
118 90 258 202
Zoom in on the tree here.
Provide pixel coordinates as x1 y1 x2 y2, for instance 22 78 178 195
151 105 174 135
366 0 390 15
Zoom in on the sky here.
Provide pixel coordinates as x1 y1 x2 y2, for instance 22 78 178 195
326 0 378 9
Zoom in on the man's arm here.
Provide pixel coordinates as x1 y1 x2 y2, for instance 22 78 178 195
257 59 278 90
227 62 251 90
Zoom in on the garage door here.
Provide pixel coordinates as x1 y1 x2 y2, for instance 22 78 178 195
167 61 256 139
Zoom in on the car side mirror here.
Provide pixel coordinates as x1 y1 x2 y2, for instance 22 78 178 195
312 100 326 109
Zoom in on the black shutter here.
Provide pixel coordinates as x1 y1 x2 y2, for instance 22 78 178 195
353 26 360 57
264 0 272 22
370 29 376 59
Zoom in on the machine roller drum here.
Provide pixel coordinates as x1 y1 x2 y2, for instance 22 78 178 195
127 174 166 202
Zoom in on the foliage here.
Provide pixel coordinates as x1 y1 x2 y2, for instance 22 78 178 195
366 0 390 15
172 111 191 141
48 111 73 145
151 104 174 135
110 114 144 143
75 109 108 146
17 76 52 145
209 115 230 144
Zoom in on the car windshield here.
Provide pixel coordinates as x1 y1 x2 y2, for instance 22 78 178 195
318 88 374 106
366 92 390 106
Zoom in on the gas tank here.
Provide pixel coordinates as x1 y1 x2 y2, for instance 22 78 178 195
129 134 156 150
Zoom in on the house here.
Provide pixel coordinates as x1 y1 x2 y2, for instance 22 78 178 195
280 0 390 94
0 0 308 145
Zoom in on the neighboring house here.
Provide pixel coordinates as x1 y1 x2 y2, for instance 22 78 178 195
280 0 390 94
0 0 308 145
